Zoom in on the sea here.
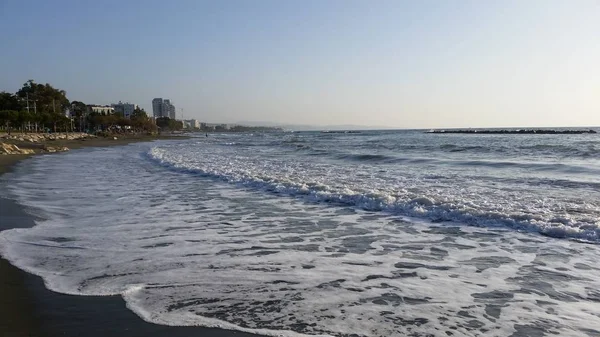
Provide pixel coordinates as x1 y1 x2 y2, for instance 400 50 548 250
1 129 600 337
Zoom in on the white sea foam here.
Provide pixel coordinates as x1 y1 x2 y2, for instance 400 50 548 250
1 139 600 336
147 140 600 242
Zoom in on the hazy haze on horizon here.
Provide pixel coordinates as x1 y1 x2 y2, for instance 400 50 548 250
1 0 598 128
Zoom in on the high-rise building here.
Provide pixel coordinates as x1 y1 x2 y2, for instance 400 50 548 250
170 105 176 119
152 98 163 118
163 99 176 119
152 98 176 119
162 99 170 117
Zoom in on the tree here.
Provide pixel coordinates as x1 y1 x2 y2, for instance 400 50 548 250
155 117 183 131
70 101 87 116
131 106 148 120
16 80 70 131
0 92 23 111
155 117 170 129
130 107 156 133
0 110 19 133
16 110 33 131
70 101 88 131
169 119 183 130
17 80 69 112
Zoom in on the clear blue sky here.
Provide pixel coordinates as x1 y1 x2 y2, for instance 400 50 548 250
1 0 598 128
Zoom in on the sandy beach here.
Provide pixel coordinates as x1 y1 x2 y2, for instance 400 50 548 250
0 134 259 337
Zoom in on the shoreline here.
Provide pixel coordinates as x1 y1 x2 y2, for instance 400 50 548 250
0 136 261 337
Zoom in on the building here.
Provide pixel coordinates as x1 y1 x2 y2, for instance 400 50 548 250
202 123 230 131
152 98 163 118
184 119 200 129
152 98 176 119
163 99 176 119
112 101 138 119
87 105 114 115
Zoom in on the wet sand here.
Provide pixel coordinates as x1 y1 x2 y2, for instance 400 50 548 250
0 135 260 337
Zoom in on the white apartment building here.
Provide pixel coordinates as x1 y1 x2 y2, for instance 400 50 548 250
87 105 114 115
187 119 200 128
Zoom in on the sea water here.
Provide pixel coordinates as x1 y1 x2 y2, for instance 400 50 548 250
1 130 600 336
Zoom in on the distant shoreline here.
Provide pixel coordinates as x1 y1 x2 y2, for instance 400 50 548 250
427 129 597 135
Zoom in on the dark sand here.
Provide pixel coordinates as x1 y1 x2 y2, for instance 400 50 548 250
0 135 260 337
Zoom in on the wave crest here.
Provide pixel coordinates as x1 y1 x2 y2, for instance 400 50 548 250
147 146 600 242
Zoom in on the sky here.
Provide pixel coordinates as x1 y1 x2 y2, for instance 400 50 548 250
0 0 599 128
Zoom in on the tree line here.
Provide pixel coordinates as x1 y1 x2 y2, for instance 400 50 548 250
155 117 183 131
0 80 157 134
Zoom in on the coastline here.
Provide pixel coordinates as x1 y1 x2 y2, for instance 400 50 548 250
0 135 261 337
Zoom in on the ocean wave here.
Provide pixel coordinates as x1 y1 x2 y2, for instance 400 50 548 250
517 144 600 158
347 142 600 158
310 149 600 174
335 153 396 162
147 147 600 242
439 144 489 153
4 142 600 336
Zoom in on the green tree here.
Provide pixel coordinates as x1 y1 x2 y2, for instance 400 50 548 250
0 110 19 133
155 117 171 129
16 110 34 131
129 107 156 133
155 117 183 131
70 101 87 116
70 101 88 131
16 80 70 131
0 92 23 111
131 106 148 120
169 119 183 130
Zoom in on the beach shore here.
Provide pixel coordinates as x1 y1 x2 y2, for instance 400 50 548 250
0 135 260 337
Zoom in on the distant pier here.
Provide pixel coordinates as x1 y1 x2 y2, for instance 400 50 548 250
427 129 597 135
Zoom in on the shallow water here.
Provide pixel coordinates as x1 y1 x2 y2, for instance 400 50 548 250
1 130 600 336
